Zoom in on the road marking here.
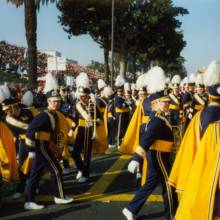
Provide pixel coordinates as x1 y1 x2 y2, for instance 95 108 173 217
87 155 131 196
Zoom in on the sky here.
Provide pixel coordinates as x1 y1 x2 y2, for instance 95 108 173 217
0 0 220 74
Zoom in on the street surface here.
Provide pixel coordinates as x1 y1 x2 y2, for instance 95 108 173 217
1 153 165 220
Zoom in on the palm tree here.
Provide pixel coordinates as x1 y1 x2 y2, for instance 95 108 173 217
7 0 56 88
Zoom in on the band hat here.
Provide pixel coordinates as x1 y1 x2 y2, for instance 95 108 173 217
76 72 90 90
21 90 34 107
147 66 169 103
97 79 107 91
115 75 125 89
203 60 220 98
124 82 132 95
136 73 147 91
77 87 90 96
188 74 196 86
44 72 59 95
2 98 18 111
46 90 61 101
103 86 115 99
0 87 6 104
195 74 205 88
1 85 11 99
171 75 181 88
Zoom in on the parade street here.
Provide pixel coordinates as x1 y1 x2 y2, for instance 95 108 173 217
1 153 164 220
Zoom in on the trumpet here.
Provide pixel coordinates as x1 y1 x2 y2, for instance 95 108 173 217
88 98 98 140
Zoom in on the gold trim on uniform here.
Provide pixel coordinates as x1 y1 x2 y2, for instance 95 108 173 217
35 132 51 141
115 107 130 113
141 116 150 124
76 102 90 121
169 104 180 110
150 140 173 152
194 93 205 106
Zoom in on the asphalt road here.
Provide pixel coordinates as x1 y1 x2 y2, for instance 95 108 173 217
0 153 165 220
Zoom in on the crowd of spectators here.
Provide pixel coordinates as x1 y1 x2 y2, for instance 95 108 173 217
0 40 100 81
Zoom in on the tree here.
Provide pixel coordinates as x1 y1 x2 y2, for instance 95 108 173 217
58 0 188 81
7 0 57 88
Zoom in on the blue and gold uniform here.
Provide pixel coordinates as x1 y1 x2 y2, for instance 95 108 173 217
3 99 34 195
191 92 208 117
182 91 194 130
123 67 178 220
71 89 103 180
174 61 220 220
114 94 130 146
127 110 178 220
25 109 65 202
169 93 182 126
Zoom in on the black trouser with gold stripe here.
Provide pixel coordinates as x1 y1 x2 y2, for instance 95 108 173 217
127 150 178 220
25 141 64 202
71 126 93 178
17 139 29 193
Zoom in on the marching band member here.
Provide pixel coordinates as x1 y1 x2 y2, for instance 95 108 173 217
71 73 103 183
96 79 107 116
174 60 220 220
21 90 39 117
0 88 18 184
122 66 178 220
121 73 150 179
190 74 208 116
169 75 182 126
92 79 108 154
2 97 34 200
182 74 196 131
102 86 117 154
131 83 138 104
114 75 129 146
124 82 136 120
24 73 73 210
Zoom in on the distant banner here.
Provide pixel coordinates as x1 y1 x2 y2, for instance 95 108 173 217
47 57 67 71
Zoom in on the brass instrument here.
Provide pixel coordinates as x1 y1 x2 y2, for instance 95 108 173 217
88 98 98 140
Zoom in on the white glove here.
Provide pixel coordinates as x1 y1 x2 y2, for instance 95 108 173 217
28 152 36 159
127 160 140 174
68 129 73 137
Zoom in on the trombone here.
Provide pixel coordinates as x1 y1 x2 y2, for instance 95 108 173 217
88 98 98 140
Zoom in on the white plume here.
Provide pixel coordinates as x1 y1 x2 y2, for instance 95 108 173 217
21 91 34 107
1 85 10 99
188 74 196 84
103 86 114 98
0 87 6 103
136 74 146 90
171 75 181 84
124 82 131 91
97 79 107 90
195 74 204 86
44 72 58 94
165 77 171 84
183 76 189 85
131 83 136 91
147 66 166 94
76 72 90 88
143 73 150 88
203 60 220 86
89 93 96 102
115 75 125 87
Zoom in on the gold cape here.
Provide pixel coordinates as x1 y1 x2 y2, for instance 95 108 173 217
92 107 108 155
168 111 202 192
0 122 19 182
119 101 143 155
175 121 220 220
